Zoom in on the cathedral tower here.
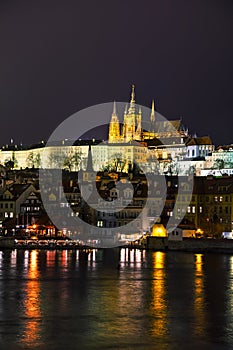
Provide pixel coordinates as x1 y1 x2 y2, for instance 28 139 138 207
123 85 142 142
108 101 121 143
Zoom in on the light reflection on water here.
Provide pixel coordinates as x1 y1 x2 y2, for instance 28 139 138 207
193 254 206 337
19 250 42 347
150 252 168 338
0 249 232 349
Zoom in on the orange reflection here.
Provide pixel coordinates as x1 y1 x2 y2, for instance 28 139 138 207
20 250 42 347
46 250 56 267
194 254 206 336
61 250 68 267
150 252 168 337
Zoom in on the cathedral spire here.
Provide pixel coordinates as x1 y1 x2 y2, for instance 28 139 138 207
150 100 155 122
86 144 94 172
131 84 135 103
128 84 136 114
112 100 117 116
109 101 120 143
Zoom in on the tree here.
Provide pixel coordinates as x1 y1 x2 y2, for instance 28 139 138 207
72 150 82 171
35 153 41 168
225 161 233 169
187 165 196 176
110 153 127 172
4 151 17 170
27 152 35 168
63 156 73 171
49 152 65 168
4 159 15 170
213 159 225 170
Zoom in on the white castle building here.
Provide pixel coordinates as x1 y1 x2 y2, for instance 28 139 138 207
0 85 227 176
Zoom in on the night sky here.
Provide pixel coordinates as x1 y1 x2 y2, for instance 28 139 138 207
0 0 232 147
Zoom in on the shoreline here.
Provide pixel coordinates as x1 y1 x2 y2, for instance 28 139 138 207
1 238 233 254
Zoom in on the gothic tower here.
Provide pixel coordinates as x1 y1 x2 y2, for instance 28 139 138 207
150 100 156 134
108 101 121 143
123 85 142 142
83 144 95 182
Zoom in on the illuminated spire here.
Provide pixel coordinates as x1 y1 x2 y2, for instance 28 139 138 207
112 100 117 116
128 84 136 114
150 100 155 123
109 101 120 143
131 84 135 103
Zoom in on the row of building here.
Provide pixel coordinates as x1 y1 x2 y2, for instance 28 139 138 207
0 166 232 241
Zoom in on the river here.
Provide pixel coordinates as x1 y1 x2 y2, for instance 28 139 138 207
0 248 232 349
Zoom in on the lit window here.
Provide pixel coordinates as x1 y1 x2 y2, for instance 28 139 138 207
192 206 195 214
199 206 202 213
187 206 191 213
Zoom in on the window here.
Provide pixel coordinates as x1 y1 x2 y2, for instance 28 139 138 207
187 206 191 213
192 206 195 214
199 206 202 213
97 221 103 227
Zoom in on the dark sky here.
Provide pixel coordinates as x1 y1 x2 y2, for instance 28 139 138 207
0 0 232 147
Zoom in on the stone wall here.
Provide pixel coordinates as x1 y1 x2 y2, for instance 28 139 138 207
147 236 233 253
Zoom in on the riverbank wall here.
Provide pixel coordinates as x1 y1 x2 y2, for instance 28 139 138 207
146 237 233 253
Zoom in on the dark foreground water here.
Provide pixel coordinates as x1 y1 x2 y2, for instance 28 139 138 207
0 249 233 350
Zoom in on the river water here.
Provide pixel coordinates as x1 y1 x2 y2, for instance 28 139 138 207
0 248 233 349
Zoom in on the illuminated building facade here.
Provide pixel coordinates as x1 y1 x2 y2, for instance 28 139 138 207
0 85 231 177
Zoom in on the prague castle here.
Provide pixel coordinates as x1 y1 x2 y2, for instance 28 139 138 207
0 85 225 176
109 84 188 143
108 85 143 143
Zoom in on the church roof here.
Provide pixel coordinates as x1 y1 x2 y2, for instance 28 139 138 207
155 120 182 133
186 136 213 146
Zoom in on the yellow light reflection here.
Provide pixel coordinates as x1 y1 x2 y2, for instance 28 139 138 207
194 254 206 336
150 252 168 337
228 256 233 313
20 250 42 347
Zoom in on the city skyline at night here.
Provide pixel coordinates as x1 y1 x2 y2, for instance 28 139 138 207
0 1 232 147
